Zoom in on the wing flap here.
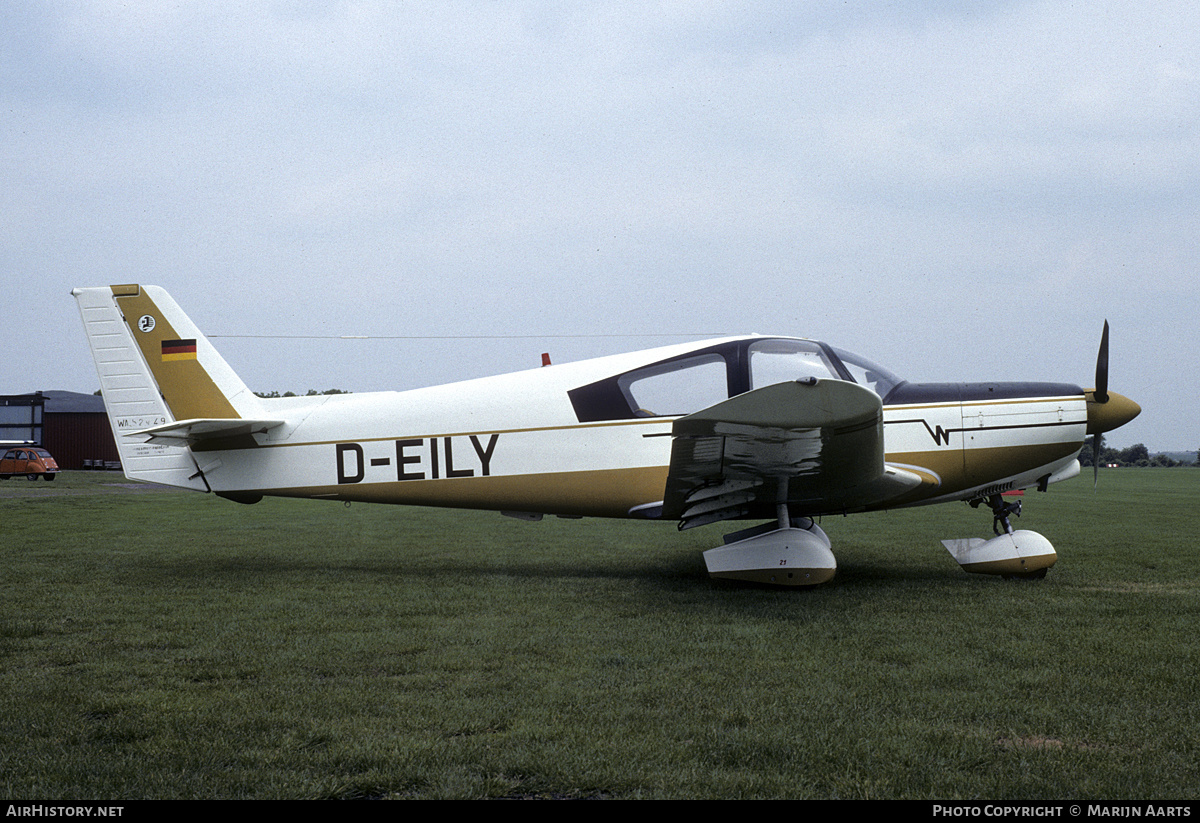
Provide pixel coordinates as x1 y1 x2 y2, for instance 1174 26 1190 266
663 379 924 526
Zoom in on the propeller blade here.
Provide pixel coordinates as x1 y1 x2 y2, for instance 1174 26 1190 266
1095 320 1110 404
1092 322 1109 490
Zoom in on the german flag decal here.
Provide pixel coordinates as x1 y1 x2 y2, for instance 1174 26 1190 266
161 339 198 361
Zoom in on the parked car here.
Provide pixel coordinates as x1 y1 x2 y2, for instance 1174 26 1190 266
0 447 59 480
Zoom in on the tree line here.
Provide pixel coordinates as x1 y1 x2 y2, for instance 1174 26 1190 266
1079 437 1199 468
253 389 352 398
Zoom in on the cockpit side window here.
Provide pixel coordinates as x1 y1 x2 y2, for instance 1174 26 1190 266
567 337 904 423
617 353 728 417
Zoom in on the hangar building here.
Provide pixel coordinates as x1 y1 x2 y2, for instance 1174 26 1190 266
1 391 120 470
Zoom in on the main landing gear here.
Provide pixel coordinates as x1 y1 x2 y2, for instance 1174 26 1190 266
703 499 837 587
941 493 1056 579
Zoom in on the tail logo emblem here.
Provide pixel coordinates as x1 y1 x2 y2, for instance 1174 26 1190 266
138 315 156 333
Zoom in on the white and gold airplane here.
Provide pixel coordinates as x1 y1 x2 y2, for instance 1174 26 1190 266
73 284 1140 586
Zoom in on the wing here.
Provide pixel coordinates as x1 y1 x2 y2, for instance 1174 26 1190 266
661 379 925 529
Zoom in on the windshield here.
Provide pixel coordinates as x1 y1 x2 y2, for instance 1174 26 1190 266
828 346 903 399
747 339 843 388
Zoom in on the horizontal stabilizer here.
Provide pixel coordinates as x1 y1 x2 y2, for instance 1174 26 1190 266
128 418 286 446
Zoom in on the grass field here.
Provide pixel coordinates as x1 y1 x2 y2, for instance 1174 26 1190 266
2 469 1197 799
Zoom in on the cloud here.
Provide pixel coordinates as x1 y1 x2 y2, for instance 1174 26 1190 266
3 1 1196 447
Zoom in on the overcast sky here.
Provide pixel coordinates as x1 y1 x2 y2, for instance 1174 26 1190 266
4 1 1196 450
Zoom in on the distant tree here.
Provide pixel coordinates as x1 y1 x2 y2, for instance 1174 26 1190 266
1120 443 1150 464
1081 439 1195 469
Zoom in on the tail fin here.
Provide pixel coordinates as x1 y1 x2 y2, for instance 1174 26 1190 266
73 284 266 489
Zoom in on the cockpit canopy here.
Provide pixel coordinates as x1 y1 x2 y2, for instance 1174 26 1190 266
569 337 903 423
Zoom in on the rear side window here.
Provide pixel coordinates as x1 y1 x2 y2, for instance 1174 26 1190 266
567 341 741 422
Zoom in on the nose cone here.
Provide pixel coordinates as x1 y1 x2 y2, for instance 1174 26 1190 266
1086 390 1141 435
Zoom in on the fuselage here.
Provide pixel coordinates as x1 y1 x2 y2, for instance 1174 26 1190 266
198 336 1090 519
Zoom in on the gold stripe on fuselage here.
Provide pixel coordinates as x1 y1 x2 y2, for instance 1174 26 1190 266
255 465 671 518
204 416 670 451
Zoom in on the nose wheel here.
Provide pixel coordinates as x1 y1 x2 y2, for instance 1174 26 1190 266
948 492 1054 578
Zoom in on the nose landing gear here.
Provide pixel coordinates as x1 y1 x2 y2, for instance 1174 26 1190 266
943 493 1056 579
971 493 1022 536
